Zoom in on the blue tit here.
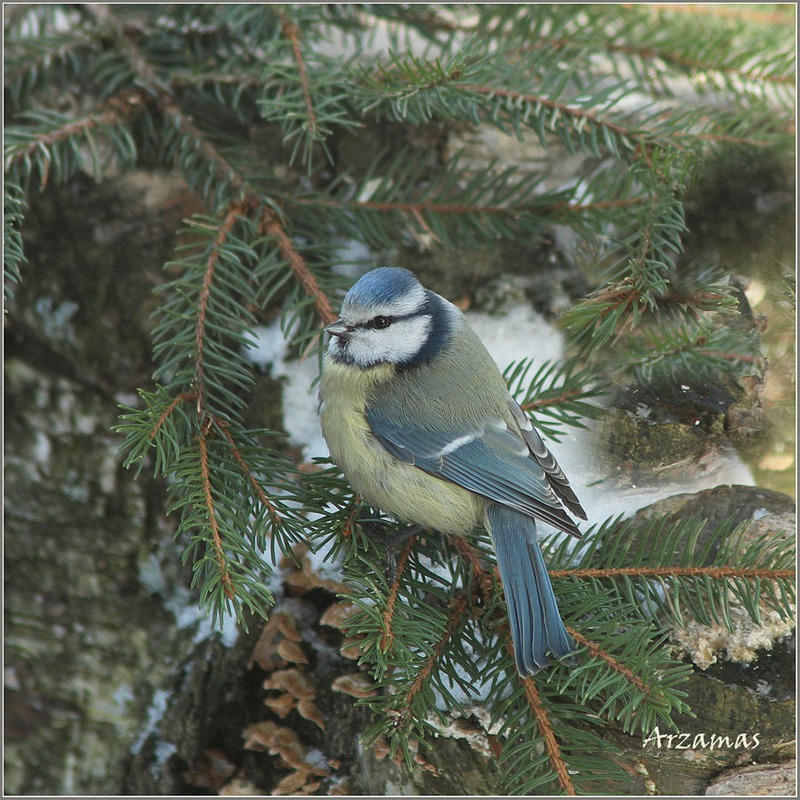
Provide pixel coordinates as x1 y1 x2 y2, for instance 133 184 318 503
318 267 587 676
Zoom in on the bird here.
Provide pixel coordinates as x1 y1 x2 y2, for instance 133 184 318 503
318 267 587 675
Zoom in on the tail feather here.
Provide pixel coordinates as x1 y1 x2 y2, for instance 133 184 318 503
485 503 575 675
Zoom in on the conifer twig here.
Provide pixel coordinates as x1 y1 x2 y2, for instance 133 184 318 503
567 627 653 697
395 593 470 730
282 194 644 218
194 204 247 421
635 3 790 25
260 210 337 325
279 13 318 138
197 430 236 601
459 82 641 144
216 418 285 526
507 639 576 796
149 390 196 440
551 566 795 580
381 532 419 651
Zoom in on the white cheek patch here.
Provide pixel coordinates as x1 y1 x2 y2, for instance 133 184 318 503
348 315 431 366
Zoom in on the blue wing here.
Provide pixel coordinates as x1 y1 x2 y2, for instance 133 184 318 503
366 405 583 538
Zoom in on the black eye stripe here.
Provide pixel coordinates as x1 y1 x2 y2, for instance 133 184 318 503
354 308 431 331
359 313 414 330
366 315 392 329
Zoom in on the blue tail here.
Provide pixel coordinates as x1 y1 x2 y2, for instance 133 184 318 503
485 503 575 676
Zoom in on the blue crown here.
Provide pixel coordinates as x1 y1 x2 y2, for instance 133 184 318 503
345 267 420 308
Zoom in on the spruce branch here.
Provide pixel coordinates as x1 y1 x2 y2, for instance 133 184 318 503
554 566 795 581
259 209 337 326
216 419 286 531
393 592 471 739
101 5 338 327
567 627 655 702
3 182 27 309
193 203 250 422
548 514 796 630
278 12 320 146
197 425 237 601
505 358 605 442
517 661 576 796
4 99 143 189
646 4 790 25
4 31 103 106
380 532 420 652
348 44 657 160
623 317 763 384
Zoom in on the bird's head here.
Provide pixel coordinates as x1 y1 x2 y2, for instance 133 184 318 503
326 267 455 369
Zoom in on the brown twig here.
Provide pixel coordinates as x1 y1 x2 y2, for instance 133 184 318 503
280 15 318 138
340 500 362 540
216 417 285 526
631 3 792 26
507 639 576 796
459 82 639 144
7 91 147 190
283 194 645 219
613 40 795 88
197 432 236 600
260 210 337 325
104 6 333 329
567 626 652 697
449 533 496 604
149 390 197 439
550 565 795 580
395 593 470 728
381 533 420 651
694 349 761 364
194 203 248 422
521 388 584 413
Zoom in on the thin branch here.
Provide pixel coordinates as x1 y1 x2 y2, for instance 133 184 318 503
694 349 760 364
506 638 576 796
5 91 146 189
459 82 640 144
89 3 249 199
602 39 796 88
149 390 196 439
170 71 263 89
8 102 132 158
567 626 653 698
632 3 792 26
280 14 319 137
197 431 236 600
449 533 495 603
551 565 795 580
259 209 337 325
381 532 420 651
282 193 645 219
101 8 334 329
521 388 584 413
508 26 796 92
194 203 247 422
215 416 286 526
340 499 362 540
395 593 470 730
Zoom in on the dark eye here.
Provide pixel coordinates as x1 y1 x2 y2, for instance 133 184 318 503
370 315 391 330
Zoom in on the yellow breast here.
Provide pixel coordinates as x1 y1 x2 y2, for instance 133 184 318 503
318 358 482 535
